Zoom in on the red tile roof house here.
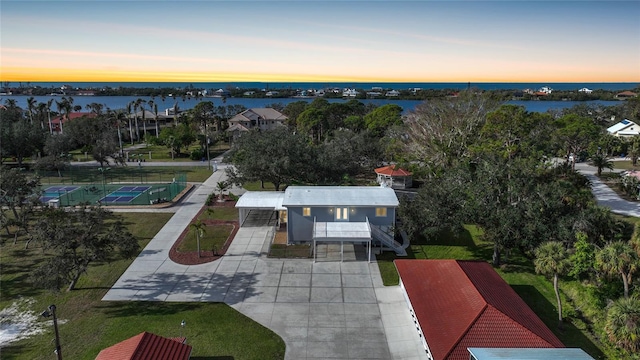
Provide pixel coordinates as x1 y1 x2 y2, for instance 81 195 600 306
51 112 97 134
394 260 565 360
95 331 192 360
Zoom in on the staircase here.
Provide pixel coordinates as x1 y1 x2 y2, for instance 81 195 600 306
370 225 407 256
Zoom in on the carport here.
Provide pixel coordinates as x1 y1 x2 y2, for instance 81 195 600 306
235 191 285 227
313 218 372 263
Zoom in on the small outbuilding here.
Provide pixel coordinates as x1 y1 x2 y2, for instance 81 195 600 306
95 331 192 360
375 164 412 189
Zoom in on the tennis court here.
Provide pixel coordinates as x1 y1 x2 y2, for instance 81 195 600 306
99 186 151 204
41 186 80 202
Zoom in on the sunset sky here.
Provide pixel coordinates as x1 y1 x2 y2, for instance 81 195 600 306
1 0 639 83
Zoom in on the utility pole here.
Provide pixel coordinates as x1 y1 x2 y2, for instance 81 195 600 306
42 304 62 360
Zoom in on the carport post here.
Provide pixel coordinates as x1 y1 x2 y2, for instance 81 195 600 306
368 239 371 263
341 240 344 262
313 238 316 263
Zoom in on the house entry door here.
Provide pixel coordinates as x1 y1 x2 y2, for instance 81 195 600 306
335 207 349 221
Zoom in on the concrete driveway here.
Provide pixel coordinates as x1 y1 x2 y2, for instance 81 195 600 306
103 165 426 360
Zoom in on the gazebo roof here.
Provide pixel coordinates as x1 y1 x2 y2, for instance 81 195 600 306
374 165 412 177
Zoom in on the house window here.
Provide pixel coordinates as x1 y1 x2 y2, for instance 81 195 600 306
376 207 387 217
335 207 349 221
303 207 311 216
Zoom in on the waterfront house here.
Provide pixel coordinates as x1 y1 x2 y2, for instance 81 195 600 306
226 108 287 142
395 260 566 360
385 90 400 97
578 87 593 94
51 112 97 134
607 119 639 138
616 91 638 99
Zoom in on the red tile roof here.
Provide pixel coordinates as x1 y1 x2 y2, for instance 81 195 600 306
95 331 192 360
374 164 412 176
395 260 563 360
51 112 97 124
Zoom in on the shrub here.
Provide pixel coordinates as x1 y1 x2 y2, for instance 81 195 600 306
190 148 204 161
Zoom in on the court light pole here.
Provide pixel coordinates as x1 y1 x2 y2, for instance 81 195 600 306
41 304 62 360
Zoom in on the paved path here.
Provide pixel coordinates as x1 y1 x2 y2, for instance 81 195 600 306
575 163 640 217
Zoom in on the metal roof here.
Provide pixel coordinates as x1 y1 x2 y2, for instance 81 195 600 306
235 191 285 210
607 119 637 134
313 221 371 242
468 348 594 360
282 186 399 207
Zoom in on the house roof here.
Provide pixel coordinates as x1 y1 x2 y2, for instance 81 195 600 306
616 91 638 97
282 186 399 207
236 191 286 210
226 123 250 132
395 260 564 360
95 332 192 360
51 112 97 124
229 108 288 124
607 119 638 135
468 347 594 360
375 165 412 177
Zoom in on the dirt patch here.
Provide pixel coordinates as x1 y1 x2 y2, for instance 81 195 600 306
169 201 239 265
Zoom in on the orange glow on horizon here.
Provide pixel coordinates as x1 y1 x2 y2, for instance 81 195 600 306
1 67 638 84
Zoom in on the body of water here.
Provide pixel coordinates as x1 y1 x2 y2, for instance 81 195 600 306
0 95 625 115
14 81 639 92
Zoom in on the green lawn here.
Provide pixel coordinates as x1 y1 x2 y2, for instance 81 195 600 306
178 224 234 252
0 212 285 360
376 224 607 359
197 206 239 221
242 181 278 191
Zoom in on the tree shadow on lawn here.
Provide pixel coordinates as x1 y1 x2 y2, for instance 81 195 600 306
511 285 604 359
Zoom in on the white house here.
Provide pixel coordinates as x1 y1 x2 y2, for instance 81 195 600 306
342 89 359 97
578 87 593 94
607 119 640 138
385 90 400 97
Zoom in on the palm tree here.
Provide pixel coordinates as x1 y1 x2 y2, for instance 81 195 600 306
36 102 48 130
590 153 613 176
534 241 570 327
46 99 54 134
190 221 206 258
133 98 145 141
596 241 639 299
216 181 229 202
55 97 72 134
153 102 160 138
26 97 36 124
126 101 134 144
604 295 640 354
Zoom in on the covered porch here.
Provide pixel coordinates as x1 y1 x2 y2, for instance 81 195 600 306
312 218 372 263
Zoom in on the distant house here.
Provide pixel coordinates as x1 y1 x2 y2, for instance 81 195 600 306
213 88 231 97
76 90 96 96
227 108 287 142
342 88 359 97
385 90 400 97
395 260 566 360
265 91 279 97
51 112 97 134
538 86 553 94
95 331 192 360
616 91 638 99
578 87 593 94
235 186 408 259
607 119 639 138
375 164 412 189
